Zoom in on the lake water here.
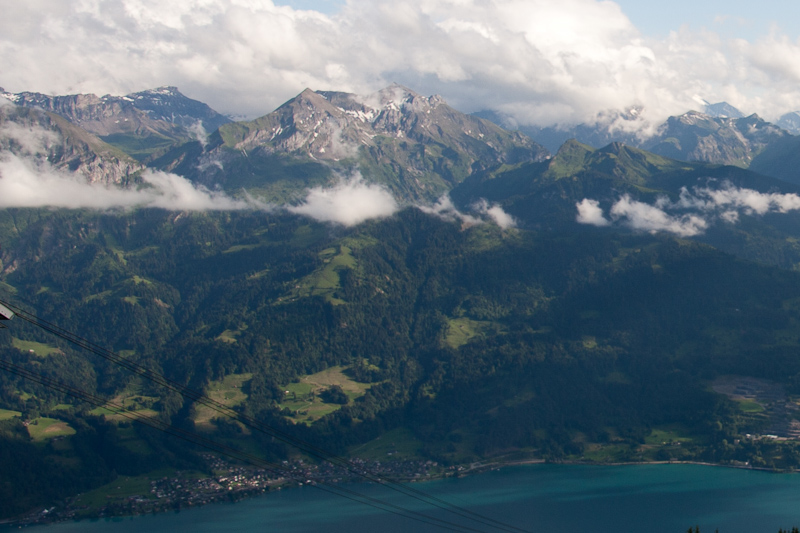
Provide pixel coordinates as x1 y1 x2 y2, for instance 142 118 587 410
24 464 800 532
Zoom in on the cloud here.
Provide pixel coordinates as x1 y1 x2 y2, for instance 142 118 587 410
690 185 800 215
418 194 481 226
419 195 517 228
0 120 61 155
287 174 398 225
472 199 516 229
187 120 209 147
577 182 800 237
0 119 267 210
609 195 708 237
575 198 609 226
0 150 266 210
4 0 800 130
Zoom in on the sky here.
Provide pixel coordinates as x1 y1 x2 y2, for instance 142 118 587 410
3 0 800 129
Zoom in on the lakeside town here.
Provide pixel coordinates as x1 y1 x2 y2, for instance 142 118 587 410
7 454 449 527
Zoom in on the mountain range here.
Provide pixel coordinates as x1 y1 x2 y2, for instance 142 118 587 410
5 83 800 522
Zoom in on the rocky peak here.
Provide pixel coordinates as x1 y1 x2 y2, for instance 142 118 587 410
2 86 230 138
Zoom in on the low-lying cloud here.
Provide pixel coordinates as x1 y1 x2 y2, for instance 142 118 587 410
472 199 516 229
577 182 800 237
0 115 270 211
0 151 265 210
287 175 398 226
609 195 708 237
576 198 610 227
418 194 517 229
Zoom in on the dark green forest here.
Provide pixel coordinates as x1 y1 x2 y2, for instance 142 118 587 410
4 199 800 517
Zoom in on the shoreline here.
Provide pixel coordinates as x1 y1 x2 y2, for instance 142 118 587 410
5 457 793 528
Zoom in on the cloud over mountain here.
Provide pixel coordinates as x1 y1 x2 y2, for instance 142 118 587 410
287 175 399 226
0 116 265 210
577 182 800 237
3 0 800 129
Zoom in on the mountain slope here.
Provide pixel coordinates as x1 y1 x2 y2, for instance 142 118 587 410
158 85 548 202
453 140 800 269
1 87 230 162
478 106 793 169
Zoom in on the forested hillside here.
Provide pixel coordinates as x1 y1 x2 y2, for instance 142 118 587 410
5 201 800 517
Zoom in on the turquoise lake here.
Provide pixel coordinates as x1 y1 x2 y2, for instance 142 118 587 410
23 464 800 532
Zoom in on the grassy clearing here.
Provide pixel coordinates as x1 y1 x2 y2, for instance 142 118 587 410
645 426 695 445
27 417 76 441
0 408 21 420
84 289 113 302
444 317 502 349
0 281 17 294
12 337 62 356
247 269 270 280
735 399 766 413
125 245 160 257
351 427 423 460
215 324 248 344
89 392 159 423
581 443 632 462
278 366 372 424
223 243 263 254
291 245 356 305
103 234 128 265
193 373 252 431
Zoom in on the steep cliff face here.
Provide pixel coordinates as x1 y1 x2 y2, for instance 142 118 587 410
0 104 143 186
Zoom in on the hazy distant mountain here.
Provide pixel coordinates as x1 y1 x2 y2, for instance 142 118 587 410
1 86 230 161
702 101 745 119
477 103 791 169
473 108 642 153
641 111 789 167
777 111 800 135
159 85 548 202
749 135 800 185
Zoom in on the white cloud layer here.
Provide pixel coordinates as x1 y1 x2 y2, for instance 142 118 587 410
577 182 800 237
287 175 398 226
609 195 708 237
0 122 265 210
0 151 265 210
3 1 800 127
